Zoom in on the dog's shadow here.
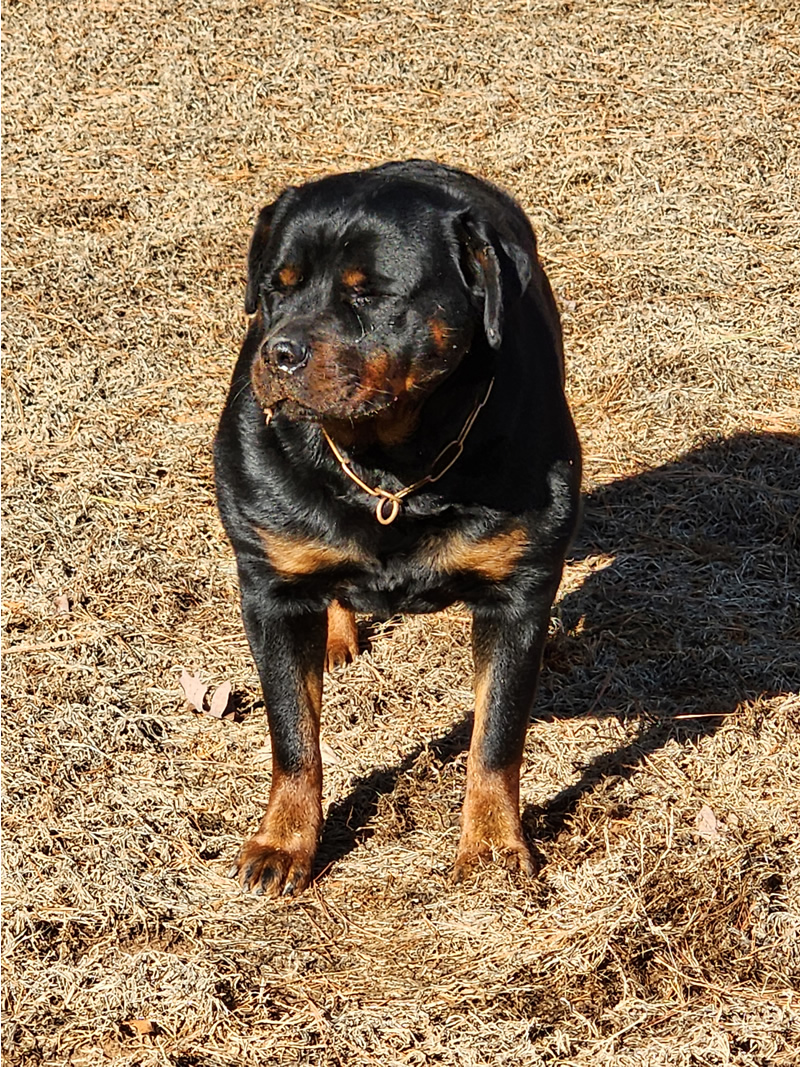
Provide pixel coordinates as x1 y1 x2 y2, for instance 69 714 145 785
317 431 799 874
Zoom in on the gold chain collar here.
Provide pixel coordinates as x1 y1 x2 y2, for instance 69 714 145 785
319 377 495 525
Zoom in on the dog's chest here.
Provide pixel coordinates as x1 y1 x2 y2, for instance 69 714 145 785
258 518 527 614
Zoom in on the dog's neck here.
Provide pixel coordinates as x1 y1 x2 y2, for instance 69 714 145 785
320 341 496 477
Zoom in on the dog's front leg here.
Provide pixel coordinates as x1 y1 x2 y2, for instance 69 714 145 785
230 576 327 898
454 602 554 880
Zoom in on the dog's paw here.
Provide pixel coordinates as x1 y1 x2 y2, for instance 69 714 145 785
324 638 357 672
229 835 315 898
325 601 359 672
452 839 537 883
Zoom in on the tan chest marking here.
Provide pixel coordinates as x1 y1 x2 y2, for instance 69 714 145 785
256 528 364 577
422 527 529 583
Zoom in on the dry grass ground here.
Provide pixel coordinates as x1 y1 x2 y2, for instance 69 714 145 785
2 0 799 1064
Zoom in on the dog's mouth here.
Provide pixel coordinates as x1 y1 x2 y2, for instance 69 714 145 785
268 390 413 424
251 334 466 426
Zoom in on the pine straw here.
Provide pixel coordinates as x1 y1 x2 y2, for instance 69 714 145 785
2 0 800 1064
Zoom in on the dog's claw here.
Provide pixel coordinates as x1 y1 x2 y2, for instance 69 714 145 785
230 837 314 899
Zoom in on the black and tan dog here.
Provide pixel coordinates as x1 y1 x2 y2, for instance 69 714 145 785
214 160 581 897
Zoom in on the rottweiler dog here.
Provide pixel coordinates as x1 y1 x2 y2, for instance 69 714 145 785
214 160 581 897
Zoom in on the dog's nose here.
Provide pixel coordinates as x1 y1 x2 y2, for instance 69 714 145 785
269 338 311 374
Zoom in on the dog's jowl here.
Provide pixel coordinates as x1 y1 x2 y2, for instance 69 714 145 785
214 160 581 897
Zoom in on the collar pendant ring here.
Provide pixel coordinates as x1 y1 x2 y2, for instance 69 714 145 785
376 496 401 525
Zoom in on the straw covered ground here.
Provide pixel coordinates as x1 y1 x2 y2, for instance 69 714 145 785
2 0 799 1063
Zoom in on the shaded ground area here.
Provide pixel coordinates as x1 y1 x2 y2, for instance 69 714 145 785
2 1 799 1064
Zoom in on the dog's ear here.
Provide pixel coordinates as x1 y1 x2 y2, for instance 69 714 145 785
244 203 278 315
458 215 533 349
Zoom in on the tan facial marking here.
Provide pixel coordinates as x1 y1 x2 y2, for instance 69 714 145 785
361 349 391 394
342 267 367 288
250 356 282 412
404 370 420 393
429 317 451 354
374 398 421 447
278 265 302 287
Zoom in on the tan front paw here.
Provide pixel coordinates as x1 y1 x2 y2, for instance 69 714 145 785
229 833 316 898
452 836 537 882
454 765 537 883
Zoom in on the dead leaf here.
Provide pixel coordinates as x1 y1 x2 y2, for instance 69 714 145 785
320 740 341 766
695 803 721 841
122 1018 157 1037
53 593 70 615
180 669 208 713
208 680 233 719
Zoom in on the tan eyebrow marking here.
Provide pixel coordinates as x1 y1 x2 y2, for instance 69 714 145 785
341 267 367 288
278 265 302 287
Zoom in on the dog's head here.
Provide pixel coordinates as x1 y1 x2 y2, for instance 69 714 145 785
245 167 532 428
